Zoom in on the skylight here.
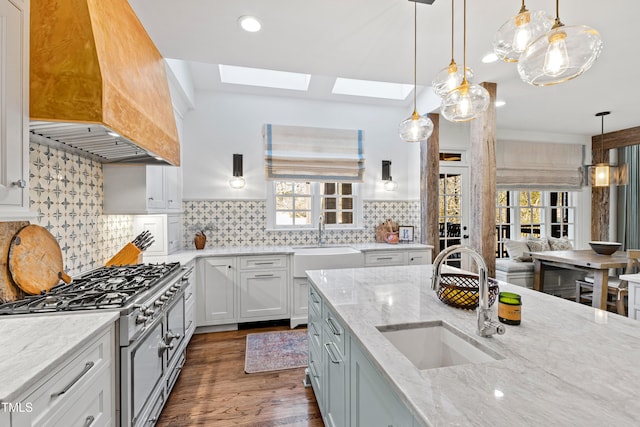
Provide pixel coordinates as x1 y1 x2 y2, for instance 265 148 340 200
218 65 311 91
332 78 414 100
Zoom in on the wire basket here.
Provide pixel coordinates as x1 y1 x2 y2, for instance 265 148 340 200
436 273 500 310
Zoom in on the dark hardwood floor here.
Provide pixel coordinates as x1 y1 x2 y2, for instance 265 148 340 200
156 324 324 427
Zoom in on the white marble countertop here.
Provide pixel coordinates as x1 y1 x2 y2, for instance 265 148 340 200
142 242 432 265
306 265 640 427
620 273 640 283
0 311 119 403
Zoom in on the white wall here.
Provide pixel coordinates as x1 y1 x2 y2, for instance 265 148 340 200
182 91 423 200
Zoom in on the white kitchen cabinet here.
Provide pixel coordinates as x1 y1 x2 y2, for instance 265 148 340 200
350 338 413 427
323 305 349 427
238 255 289 321
103 164 182 214
0 0 31 221
133 214 182 256
196 257 237 326
291 277 309 328
183 261 196 341
627 279 640 320
11 324 116 427
364 249 432 267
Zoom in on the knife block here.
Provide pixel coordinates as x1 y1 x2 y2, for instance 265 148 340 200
106 243 143 266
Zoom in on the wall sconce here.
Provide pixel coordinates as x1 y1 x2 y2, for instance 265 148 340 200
382 160 398 191
229 153 246 189
585 112 628 187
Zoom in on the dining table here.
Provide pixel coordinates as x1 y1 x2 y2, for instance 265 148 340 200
529 249 628 310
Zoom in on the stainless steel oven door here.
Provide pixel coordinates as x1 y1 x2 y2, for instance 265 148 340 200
165 292 185 368
121 317 166 427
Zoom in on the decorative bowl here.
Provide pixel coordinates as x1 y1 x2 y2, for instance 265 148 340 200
436 273 499 310
589 241 622 255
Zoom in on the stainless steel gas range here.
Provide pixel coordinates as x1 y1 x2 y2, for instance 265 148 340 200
0 262 195 427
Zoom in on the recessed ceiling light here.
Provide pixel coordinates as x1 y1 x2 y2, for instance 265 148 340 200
482 52 499 63
238 16 261 32
219 64 310 91
332 78 413 100
495 100 506 107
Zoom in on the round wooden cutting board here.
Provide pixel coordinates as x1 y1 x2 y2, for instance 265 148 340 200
8 224 71 295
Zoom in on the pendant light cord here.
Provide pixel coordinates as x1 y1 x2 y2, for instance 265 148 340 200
462 0 467 84
413 0 417 113
450 0 454 62
601 114 605 154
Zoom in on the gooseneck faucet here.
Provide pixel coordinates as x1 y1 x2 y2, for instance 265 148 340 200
318 215 326 246
432 245 505 338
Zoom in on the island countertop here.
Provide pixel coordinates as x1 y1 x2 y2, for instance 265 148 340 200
306 264 640 426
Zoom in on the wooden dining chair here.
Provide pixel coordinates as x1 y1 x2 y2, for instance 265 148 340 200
576 249 640 315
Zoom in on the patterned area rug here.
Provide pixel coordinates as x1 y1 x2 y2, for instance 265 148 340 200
244 330 308 374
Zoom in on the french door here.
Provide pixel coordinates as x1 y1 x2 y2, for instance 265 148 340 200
438 165 470 269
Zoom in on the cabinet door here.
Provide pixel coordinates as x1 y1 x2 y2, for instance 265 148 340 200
167 215 181 254
133 215 167 256
291 277 309 325
165 166 182 210
146 166 166 209
323 309 349 427
238 270 288 319
350 342 413 427
196 257 236 326
364 251 407 267
0 0 28 214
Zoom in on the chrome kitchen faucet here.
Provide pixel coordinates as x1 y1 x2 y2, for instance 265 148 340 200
432 245 506 338
318 215 326 246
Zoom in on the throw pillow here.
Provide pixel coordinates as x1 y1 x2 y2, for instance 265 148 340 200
548 236 573 251
527 236 550 252
503 239 531 262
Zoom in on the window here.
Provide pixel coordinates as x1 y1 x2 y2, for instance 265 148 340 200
496 190 576 258
269 181 360 228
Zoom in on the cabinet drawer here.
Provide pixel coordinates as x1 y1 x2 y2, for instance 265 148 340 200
308 316 323 351
16 327 114 427
239 255 288 270
185 297 196 339
309 284 323 317
408 250 432 265
324 308 346 356
364 251 407 266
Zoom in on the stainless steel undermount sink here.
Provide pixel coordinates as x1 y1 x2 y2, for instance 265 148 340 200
293 246 363 277
377 321 504 370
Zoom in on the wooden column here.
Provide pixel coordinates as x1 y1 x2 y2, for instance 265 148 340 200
591 139 610 241
420 113 440 260
469 82 497 277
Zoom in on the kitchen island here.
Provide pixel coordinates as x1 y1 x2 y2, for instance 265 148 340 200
307 264 640 426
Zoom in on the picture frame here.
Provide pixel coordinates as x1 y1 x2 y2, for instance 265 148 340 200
398 226 414 242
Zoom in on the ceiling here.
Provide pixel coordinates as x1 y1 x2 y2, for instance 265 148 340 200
128 0 639 138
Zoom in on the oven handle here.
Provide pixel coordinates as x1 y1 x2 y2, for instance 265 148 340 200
83 415 95 427
51 361 94 398
181 267 194 280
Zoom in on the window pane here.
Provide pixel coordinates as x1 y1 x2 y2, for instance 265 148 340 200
323 197 336 210
295 197 311 211
276 197 292 210
294 182 311 195
275 182 291 195
325 212 337 224
323 183 336 195
341 198 353 210
340 183 352 195
340 212 353 224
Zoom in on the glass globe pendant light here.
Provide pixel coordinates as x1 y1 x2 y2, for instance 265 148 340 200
399 0 433 142
518 0 603 86
432 0 473 97
493 0 553 63
440 0 489 122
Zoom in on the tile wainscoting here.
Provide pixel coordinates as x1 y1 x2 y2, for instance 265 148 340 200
29 142 133 275
182 199 421 249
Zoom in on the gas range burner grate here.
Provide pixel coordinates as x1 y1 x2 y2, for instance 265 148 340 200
0 262 181 315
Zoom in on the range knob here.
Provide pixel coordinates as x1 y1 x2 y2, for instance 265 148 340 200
165 291 174 297
143 308 155 316
154 300 164 307
160 295 169 301
135 315 148 324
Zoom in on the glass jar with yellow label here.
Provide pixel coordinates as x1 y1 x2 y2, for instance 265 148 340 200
498 292 521 325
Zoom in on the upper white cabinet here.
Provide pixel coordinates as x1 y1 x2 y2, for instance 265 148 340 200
0 0 31 220
133 214 182 256
103 165 182 214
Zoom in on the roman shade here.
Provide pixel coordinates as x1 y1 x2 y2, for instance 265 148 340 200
263 124 365 182
496 140 584 190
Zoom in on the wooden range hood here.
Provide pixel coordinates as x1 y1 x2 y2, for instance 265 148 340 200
30 0 180 166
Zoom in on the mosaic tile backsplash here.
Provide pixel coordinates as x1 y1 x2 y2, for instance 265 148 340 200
25 142 420 273
182 199 421 249
29 142 133 275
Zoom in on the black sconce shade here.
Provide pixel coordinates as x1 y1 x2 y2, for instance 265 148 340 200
382 160 392 181
233 154 243 177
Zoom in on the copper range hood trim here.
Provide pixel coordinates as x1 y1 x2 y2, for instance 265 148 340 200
30 0 180 166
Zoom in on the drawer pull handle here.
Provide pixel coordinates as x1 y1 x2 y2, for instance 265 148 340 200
255 273 274 277
324 342 342 364
325 317 342 336
309 360 319 378
254 261 275 265
377 257 393 260
83 416 95 427
310 293 321 304
51 361 95 398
